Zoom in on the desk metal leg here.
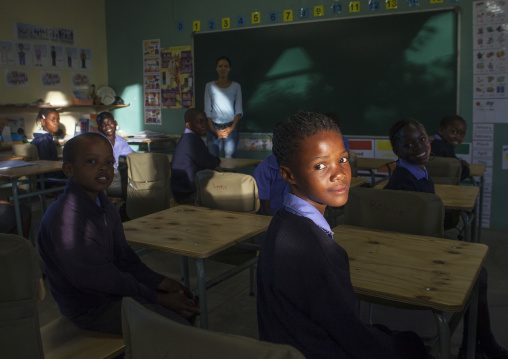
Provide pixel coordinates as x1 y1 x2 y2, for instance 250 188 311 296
368 169 375 186
433 310 451 359
39 175 47 214
196 258 208 329
181 256 190 288
466 280 479 359
477 176 484 242
460 210 472 242
11 178 24 237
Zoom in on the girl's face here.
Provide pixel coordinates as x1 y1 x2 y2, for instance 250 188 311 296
280 130 351 215
439 119 466 148
41 111 60 133
216 59 231 78
395 123 431 169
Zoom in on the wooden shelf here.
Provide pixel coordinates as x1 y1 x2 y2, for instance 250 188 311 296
0 104 130 113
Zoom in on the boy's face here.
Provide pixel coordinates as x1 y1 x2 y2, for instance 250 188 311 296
62 138 115 201
394 123 431 169
186 112 208 136
280 130 351 215
99 117 117 137
439 119 466 148
41 111 60 133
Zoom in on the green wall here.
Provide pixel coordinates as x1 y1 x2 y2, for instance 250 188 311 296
105 0 508 231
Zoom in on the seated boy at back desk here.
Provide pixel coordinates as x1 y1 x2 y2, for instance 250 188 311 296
430 114 470 181
253 153 289 216
171 108 221 204
38 133 200 335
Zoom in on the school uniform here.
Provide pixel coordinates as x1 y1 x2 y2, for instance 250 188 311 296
31 130 57 160
253 153 289 215
101 133 134 170
170 128 221 203
384 158 435 194
430 134 470 181
101 133 134 198
257 193 426 359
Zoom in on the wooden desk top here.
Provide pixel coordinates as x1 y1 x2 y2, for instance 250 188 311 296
167 154 261 171
0 160 63 180
357 157 395 170
434 184 479 211
0 152 27 162
123 205 271 258
350 177 366 188
333 225 488 311
469 163 486 178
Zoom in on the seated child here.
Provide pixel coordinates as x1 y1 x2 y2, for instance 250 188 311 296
97 111 134 198
430 114 470 181
38 133 200 334
385 118 507 359
171 108 221 204
31 108 60 161
253 153 289 216
257 112 427 359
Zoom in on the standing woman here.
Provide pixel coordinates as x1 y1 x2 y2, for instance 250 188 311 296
204 56 243 158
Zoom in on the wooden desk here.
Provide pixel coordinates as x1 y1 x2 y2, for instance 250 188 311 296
356 157 395 185
350 177 367 188
167 154 261 172
123 205 271 328
333 225 488 359
469 163 486 178
126 136 176 152
0 151 26 162
0 160 65 237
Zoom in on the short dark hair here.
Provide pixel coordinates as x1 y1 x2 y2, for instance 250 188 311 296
216 56 231 67
440 114 465 129
272 112 341 167
184 108 205 123
389 118 427 154
323 112 341 127
63 133 111 164
97 111 114 126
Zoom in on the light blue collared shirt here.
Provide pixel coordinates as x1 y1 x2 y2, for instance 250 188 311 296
283 192 334 239
396 157 429 181
204 81 243 125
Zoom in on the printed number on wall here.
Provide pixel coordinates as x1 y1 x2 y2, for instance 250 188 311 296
386 0 397 9
252 12 261 24
222 17 230 29
349 1 360 12
208 20 216 31
314 6 324 16
193 21 200 31
284 10 293 22
332 2 342 14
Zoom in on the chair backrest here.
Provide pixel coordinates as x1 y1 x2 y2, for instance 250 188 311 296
121 297 305 359
195 170 260 213
12 143 39 160
349 151 358 177
425 157 461 185
344 187 445 238
126 153 171 219
0 234 44 359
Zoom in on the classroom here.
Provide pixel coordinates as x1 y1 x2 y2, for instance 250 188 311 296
0 0 507 358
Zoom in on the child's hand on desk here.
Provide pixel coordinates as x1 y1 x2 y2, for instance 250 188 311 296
157 291 201 319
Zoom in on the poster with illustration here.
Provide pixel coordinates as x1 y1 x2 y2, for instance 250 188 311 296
144 91 161 107
70 72 90 89
143 39 160 57
5 69 29 88
144 74 161 90
32 44 48 67
0 41 14 67
144 109 161 125
79 48 92 70
48 45 64 68
161 46 193 109
40 71 62 88
63 47 79 69
143 57 160 73
15 42 31 67
15 22 75 45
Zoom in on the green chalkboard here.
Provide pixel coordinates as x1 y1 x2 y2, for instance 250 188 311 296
194 9 458 136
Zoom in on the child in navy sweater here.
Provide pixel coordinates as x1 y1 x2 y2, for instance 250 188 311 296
31 108 60 161
171 108 221 204
430 114 470 181
386 118 507 359
257 112 427 359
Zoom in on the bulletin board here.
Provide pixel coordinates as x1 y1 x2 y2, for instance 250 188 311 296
193 8 459 135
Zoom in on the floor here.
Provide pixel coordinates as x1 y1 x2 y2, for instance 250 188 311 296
34 202 507 359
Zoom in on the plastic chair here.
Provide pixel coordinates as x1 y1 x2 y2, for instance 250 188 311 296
195 169 260 293
12 144 39 160
121 297 305 359
425 156 462 185
126 153 171 220
0 234 45 359
345 186 445 238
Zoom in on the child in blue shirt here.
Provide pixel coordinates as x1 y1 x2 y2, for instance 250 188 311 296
253 153 289 215
386 118 507 359
430 114 470 181
31 108 60 161
257 112 426 359
171 108 221 204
